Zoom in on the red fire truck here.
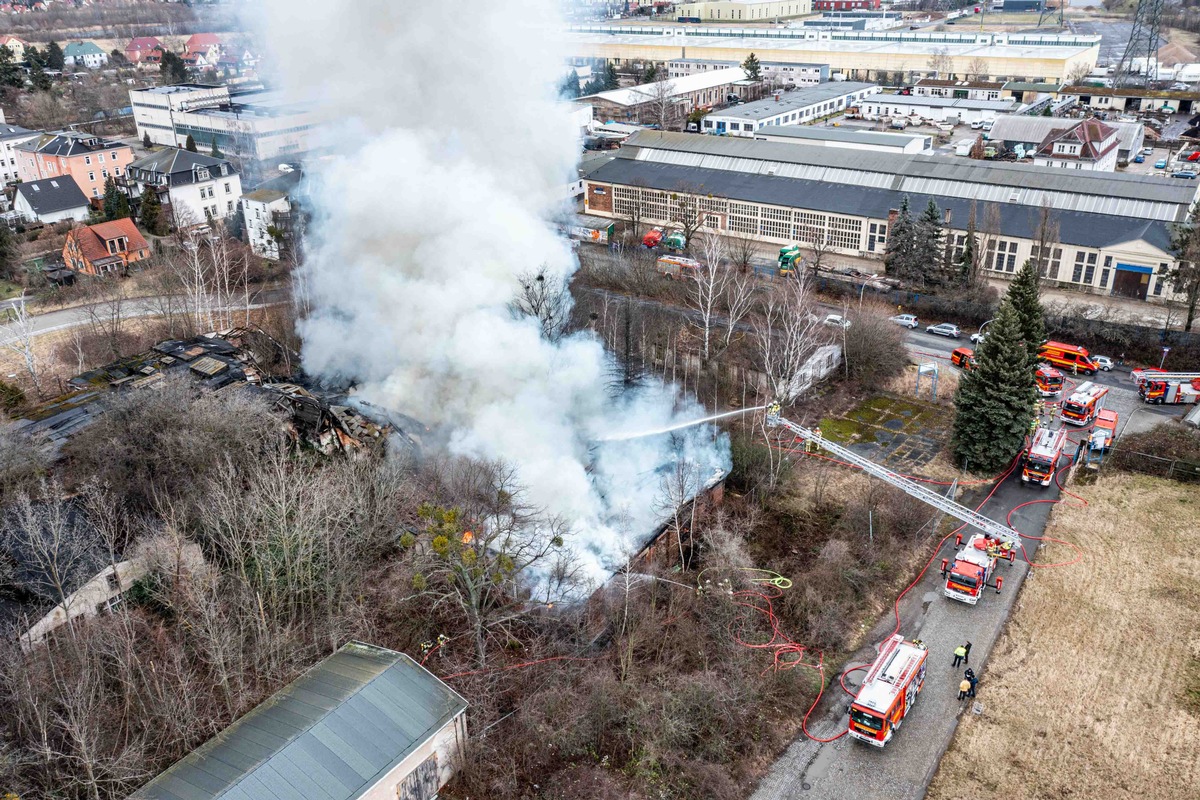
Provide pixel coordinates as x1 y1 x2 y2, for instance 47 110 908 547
1139 375 1200 405
1022 426 1067 486
1038 341 1098 376
941 532 1015 604
1035 365 1064 397
1092 409 1119 450
1061 381 1109 425
847 634 929 747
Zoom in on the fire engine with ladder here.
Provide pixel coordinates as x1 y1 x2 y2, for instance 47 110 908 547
941 532 1015 604
1060 381 1109 425
847 634 928 746
1021 426 1068 487
764 405 1024 743
1138 372 1200 405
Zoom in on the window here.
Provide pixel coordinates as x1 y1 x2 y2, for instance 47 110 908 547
868 222 887 252
87 171 94 181
98 154 105 163
224 182 231 193
115 168 121 176
92 188 99 198
989 240 1018 272
1031 245 1062 280
1071 251 1097 284
227 201 234 212
84 156 91 165
101 169 108 178
106 572 120 591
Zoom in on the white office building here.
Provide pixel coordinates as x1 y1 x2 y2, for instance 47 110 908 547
703 81 879 135
667 58 829 86
755 125 932 153
130 84 322 170
859 94 1019 124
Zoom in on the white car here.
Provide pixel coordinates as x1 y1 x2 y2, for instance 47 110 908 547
970 331 986 344
890 314 919 329
1092 355 1114 371
823 314 852 329
925 322 961 339
970 119 984 130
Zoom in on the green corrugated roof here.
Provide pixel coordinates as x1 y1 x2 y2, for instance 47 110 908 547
131 642 467 800
63 41 105 57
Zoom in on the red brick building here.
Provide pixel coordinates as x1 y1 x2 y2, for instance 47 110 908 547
63 218 151 276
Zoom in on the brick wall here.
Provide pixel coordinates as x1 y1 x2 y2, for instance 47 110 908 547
587 182 613 214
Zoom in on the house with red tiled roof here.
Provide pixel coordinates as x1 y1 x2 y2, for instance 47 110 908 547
0 35 28 60
125 36 163 64
1033 118 1120 172
63 218 151 277
184 32 221 61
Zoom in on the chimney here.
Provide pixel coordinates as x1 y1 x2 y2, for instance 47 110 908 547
944 208 952 226
775 93 780 102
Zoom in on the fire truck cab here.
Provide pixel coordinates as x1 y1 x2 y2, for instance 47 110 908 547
1038 341 1098 376
1139 375 1200 405
1035 365 1064 397
1022 426 1068 486
847 634 928 747
1061 381 1109 425
942 533 1014 604
950 347 975 371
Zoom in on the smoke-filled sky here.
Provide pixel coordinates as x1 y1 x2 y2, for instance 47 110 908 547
257 0 730 586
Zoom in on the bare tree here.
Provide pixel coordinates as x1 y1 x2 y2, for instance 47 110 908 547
808 232 833 278
4 480 103 641
82 277 129 361
670 185 704 249
511 267 570 341
966 57 990 81
653 452 700 567
927 47 952 78
690 233 729 363
726 229 759 274
0 296 45 399
721 262 757 352
755 274 826 404
635 78 682 130
1065 62 1092 85
977 202 1003 279
619 179 648 246
1030 203 1061 281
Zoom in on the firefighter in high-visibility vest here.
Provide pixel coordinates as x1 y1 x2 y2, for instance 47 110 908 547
1029 417 1038 436
1034 398 1044 419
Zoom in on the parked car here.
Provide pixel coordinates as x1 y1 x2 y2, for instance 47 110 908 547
926 322 961 338
1092 355 1114 371
1173 170 1198 179
1143 146 1154 155
1155 159 1168 169
823 313 852 329
1134 154 1145 163
970 331 987 344
890 313 919 329
970 119 984 130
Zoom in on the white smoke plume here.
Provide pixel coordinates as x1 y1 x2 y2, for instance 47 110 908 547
257 0 731 585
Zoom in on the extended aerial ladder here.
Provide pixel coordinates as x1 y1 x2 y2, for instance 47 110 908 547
1131 370 1200 387
765 404 1020 550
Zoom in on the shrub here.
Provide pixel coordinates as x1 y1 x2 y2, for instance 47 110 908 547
841 309 909 389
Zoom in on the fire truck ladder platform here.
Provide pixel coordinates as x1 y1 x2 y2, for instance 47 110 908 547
1140 373 1200 382
767 408 1021 549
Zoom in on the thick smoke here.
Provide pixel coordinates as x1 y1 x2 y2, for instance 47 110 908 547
258 0 730 585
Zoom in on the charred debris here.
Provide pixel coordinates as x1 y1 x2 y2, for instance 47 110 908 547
10 327 419 458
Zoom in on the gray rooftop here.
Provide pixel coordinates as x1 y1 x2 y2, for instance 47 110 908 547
15 176 89 216
128 147 233 177
618 131 1195 219
863 94 1019 111
755 125 928 148
586 156 1175 252
0 123 36 142
987 114 1144 152
708 82 878 121
131 642 467 800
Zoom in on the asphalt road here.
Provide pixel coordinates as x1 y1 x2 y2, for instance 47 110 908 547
751 432 1085 800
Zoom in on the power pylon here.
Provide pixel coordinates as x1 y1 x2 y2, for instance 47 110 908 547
1113 0 1165 86
1037 0 1064 29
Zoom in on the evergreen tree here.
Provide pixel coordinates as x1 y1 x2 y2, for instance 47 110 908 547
0 45 23 88
159 50 188 85
184 134 197 152
957 210 979 286
102 177 130 221
951 299 1038 473
210 138 223 159
1168 201 1200 332
25 45 42 66
913 198 945 289
558 70 581 99
139 185 167 236
883 196 917 284
1007 259 1046 367
0 223 19 281
29 60 51 91
143 131 152 149
581 77 604 95
604 62 620 90
44 41 65 70
742 52 763 81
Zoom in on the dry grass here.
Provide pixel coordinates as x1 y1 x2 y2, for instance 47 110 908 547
927 473 1200 799
884 362 960 406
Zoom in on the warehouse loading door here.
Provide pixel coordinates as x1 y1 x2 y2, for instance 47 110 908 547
1113 263 1151 300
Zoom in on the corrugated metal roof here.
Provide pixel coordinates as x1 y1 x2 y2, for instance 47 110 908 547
708 82 878 122
578 67 748 107
586 157 1176 253
756 126 928 148
619 131 1195 218
987 114 1144 152
131 642 467 800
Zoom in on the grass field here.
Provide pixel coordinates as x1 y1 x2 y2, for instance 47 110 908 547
927 472 1200 799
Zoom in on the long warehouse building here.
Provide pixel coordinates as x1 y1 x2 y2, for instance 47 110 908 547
583 131 1194 302
567 26 1099 83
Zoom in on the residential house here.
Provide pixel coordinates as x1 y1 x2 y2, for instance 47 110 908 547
63 41 109 69
241 168 301 259
0 35 27 60
63 217 151 276
182 51 210 72
130 642 469 800
124 36 162 64
124 147 242 225
184 32 222 62
1032 118 1120 172
13 176 90 224
0 122 39 185
17 131 135 200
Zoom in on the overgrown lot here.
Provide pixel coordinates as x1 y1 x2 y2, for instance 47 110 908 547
927 473 1200 799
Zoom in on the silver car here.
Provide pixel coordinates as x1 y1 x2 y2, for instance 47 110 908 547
925 323 961 339
889 314 919 329
1092 355 1114 371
